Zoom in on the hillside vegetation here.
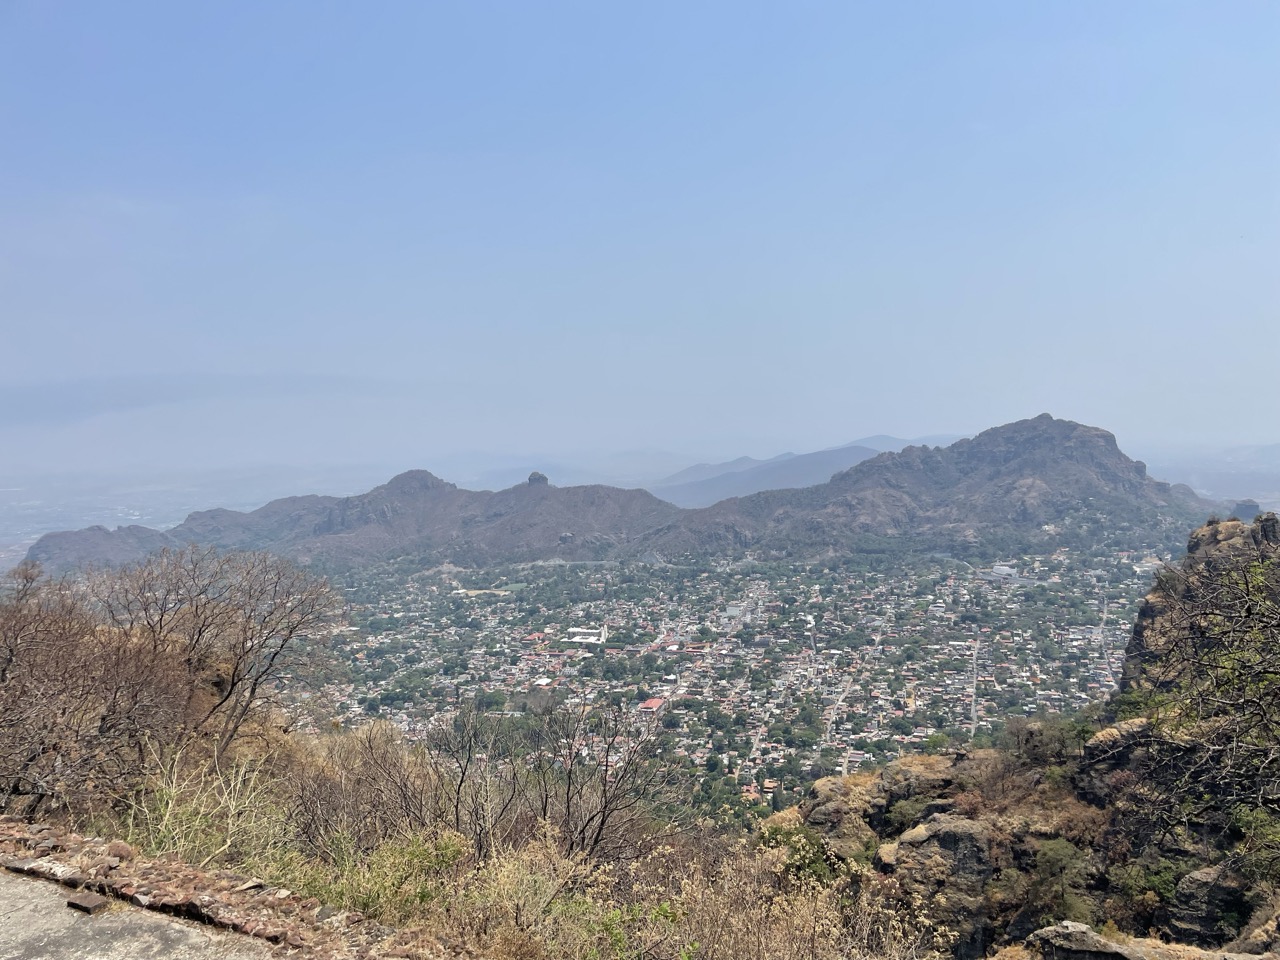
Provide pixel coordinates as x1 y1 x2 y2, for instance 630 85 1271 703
3 512 1278 959
783 512 1280 957
0 548 948 960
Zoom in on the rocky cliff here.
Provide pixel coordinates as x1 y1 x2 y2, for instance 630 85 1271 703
782 514 1280 958
1121 510 1280 693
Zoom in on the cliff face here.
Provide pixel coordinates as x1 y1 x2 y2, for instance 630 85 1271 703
782 752 1116 959
787 746 1279 958
1121 511 1280 693
782 513 1280 959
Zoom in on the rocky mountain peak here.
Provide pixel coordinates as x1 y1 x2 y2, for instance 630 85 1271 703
23 416 1217 572
378 470 454 495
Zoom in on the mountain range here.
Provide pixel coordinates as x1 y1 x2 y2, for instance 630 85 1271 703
647 445 881 508
26 416 1213 571
646 434 965 507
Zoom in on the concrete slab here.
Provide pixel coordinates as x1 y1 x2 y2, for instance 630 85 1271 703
0 870 275 960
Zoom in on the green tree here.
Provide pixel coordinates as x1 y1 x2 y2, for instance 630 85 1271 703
1031 838 1091 922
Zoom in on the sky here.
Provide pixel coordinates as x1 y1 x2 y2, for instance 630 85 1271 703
2 2 1277 485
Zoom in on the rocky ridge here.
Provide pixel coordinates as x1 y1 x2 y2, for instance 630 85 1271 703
27 416 1212 571
1120 510 1280 693
783 514 1280 960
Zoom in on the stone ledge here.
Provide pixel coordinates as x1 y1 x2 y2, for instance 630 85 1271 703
0 818 440 959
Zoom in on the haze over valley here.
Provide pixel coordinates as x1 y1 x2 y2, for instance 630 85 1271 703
3 4 1278 959
7 423 1276 571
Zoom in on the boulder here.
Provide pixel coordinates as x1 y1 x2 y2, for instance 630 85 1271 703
1161 864 1250 947
797 776 878 861
879 814 996 958
1027 921 1143 960
1026 920 1264 960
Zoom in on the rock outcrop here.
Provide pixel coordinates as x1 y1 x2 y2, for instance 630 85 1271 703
1161 864 1251 948
1027 922 1144 960
1121 512 1280 693
1018 921 1269 960
1024 921 1263 960
0 817 430 959
796 776 877 861
876 814 997 958
790 759 1003 958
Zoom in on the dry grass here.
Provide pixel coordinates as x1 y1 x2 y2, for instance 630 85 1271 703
987 946 1033 960
100 733 953 960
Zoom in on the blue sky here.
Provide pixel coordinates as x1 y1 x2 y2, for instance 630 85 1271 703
2 2 1277 480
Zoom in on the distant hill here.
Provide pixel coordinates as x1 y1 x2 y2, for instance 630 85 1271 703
649 435 967 507
844 433 965 452
26 416 1214 571
28 471 684 570
652 453 796 489
636 414 1210 559
1141 441 1280 509
649 446 879 508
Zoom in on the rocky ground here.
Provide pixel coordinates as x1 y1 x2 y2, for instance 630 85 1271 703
1015 921 1267 960
0 869 274 960
785 750 1280 959
3 810 1276 960
0 818 463 959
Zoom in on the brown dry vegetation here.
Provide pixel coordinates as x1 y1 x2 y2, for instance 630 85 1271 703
0 548 332 817
0 552 951 960
109 719 953 959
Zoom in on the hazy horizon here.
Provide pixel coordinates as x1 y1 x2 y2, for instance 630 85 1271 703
4 3 1277 481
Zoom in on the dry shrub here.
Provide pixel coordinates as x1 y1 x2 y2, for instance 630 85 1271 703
280 830 472 926
987 946 1032 960
609 840 951 960
1051 799 1110 847
761 807 804 830
442 833 604 959
113 747 293 869
673 848 842 960
286 722 443 859
98 738 954 960
950 790 986 818
0 551 332 818
1097 919 1130 943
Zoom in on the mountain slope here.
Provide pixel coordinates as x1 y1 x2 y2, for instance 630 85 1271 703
638 414 1209 558
651 453 796 489
648 435 966 507
25 416 1214 571
650 445 879 507
27 471 684 570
